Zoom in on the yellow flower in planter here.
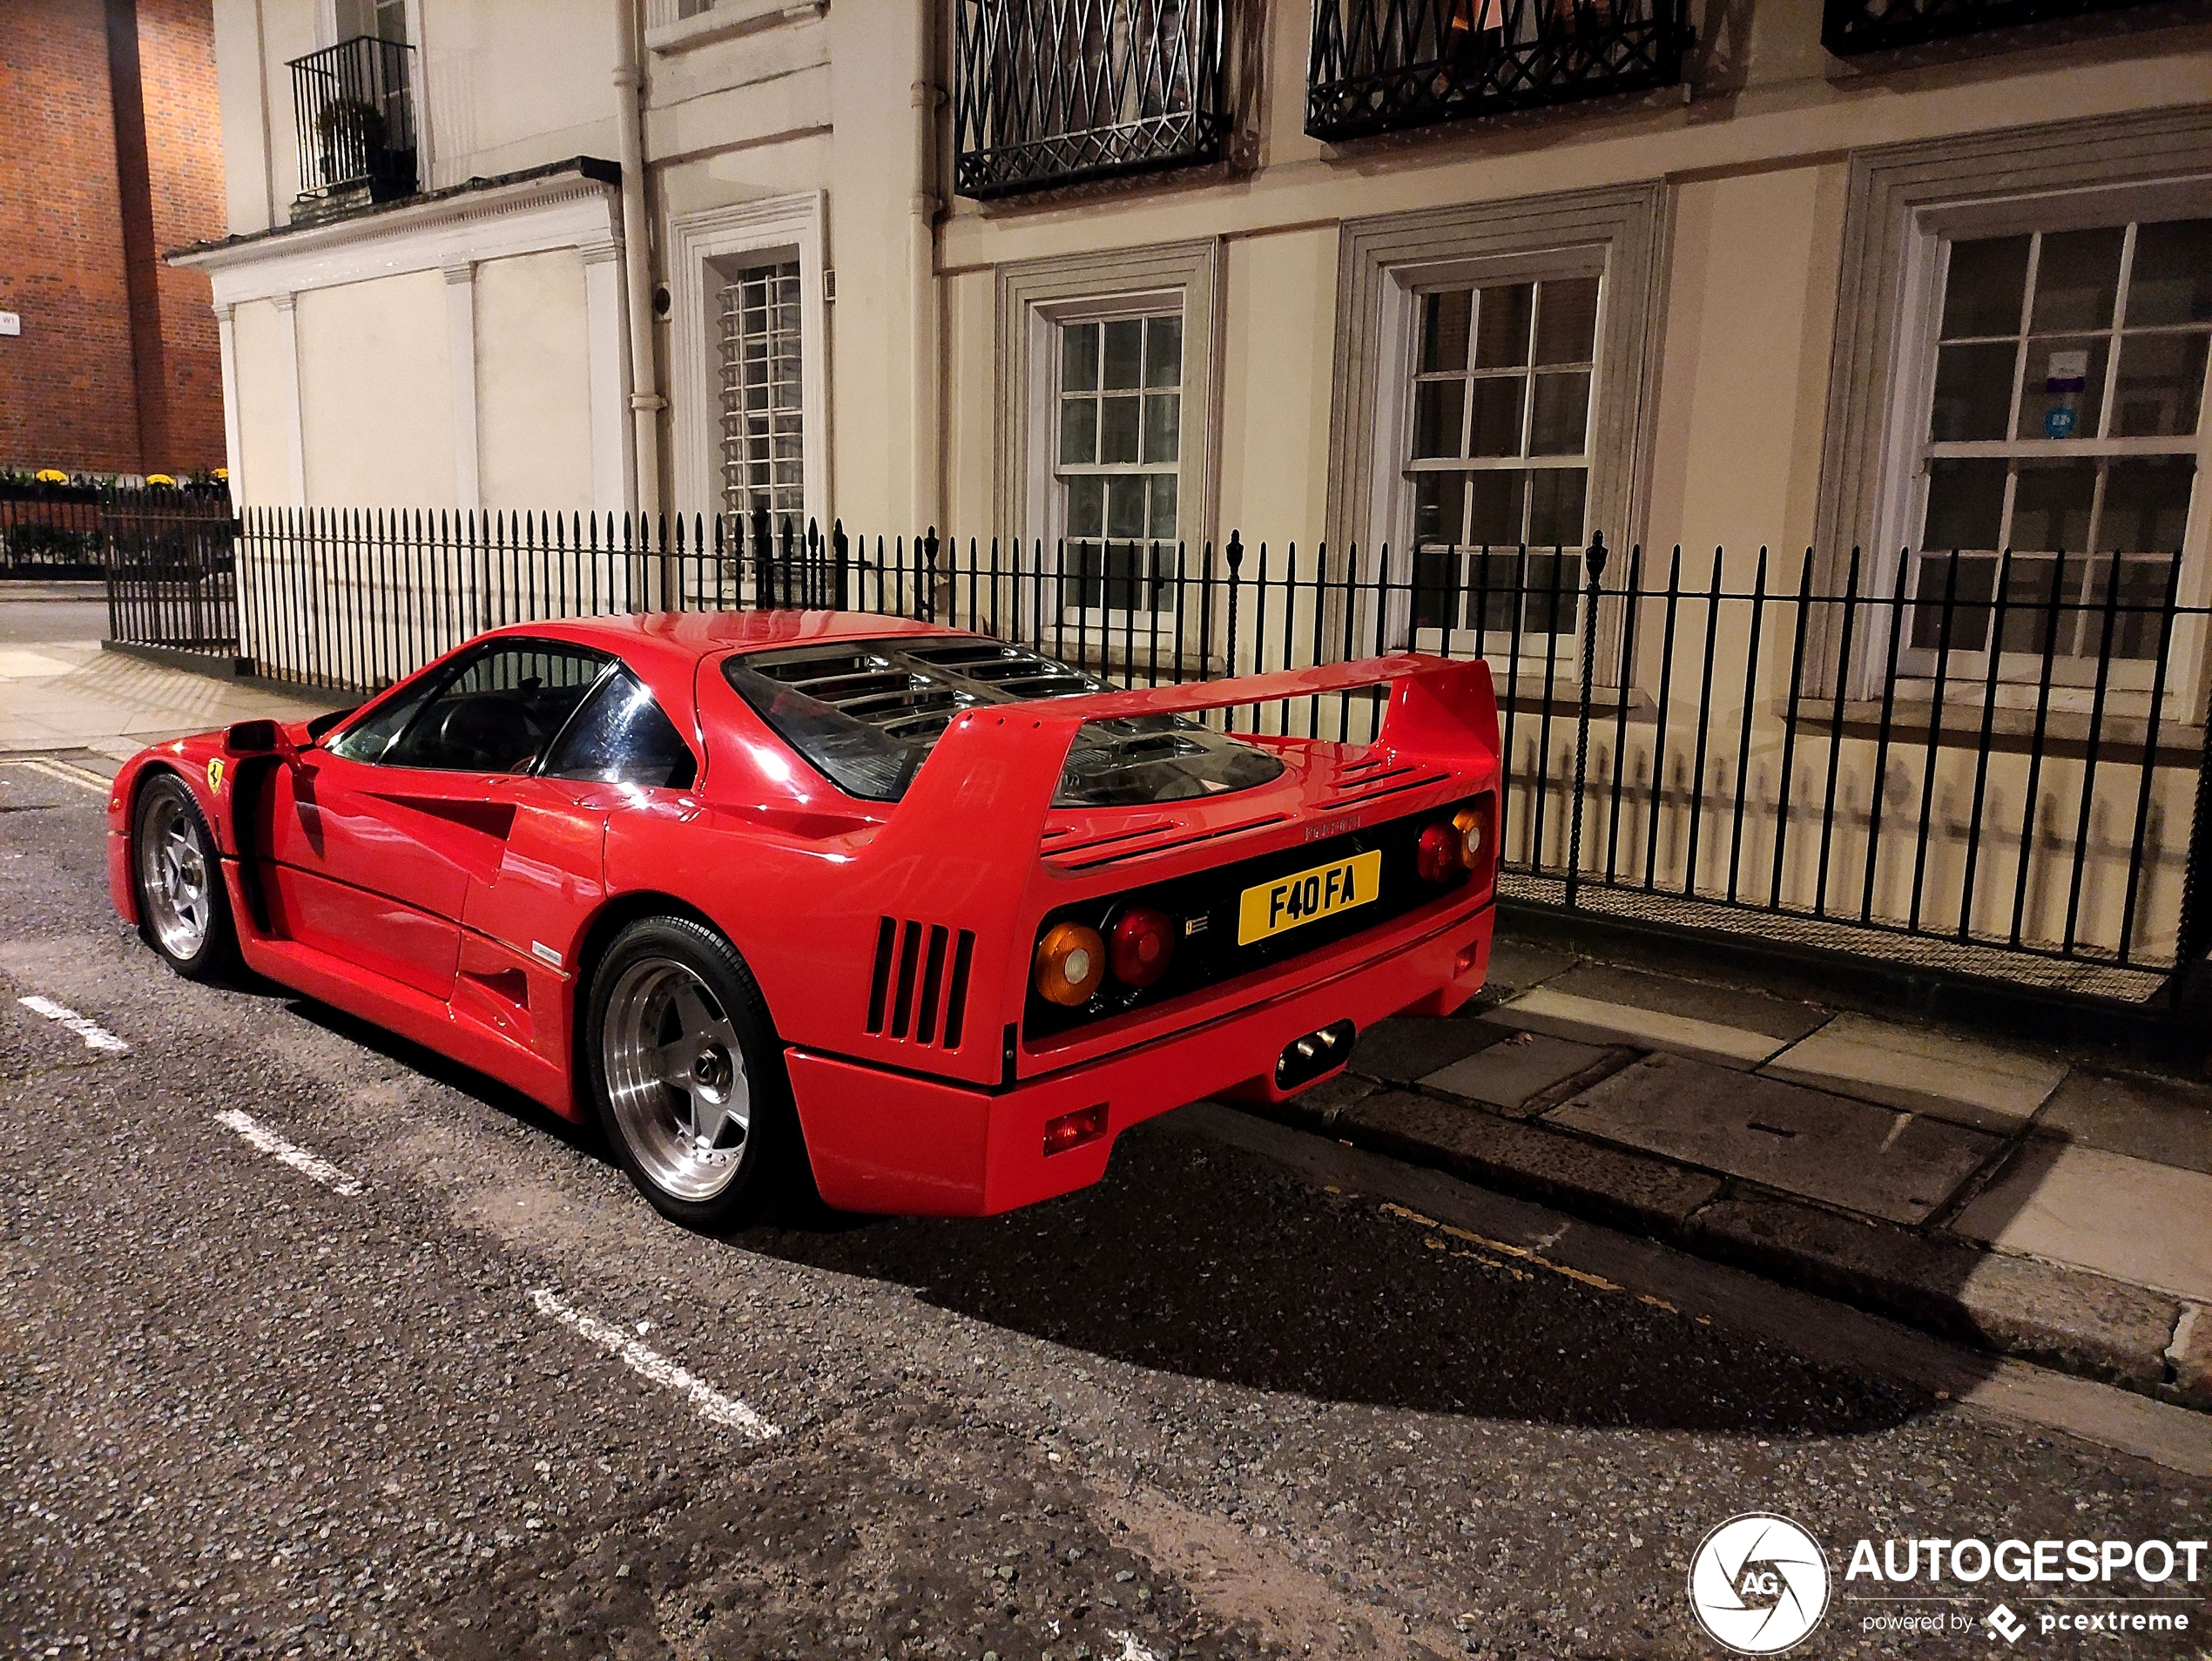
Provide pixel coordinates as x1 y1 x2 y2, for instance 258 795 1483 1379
34 469 67 483
145 474 177 487
212 468 229 482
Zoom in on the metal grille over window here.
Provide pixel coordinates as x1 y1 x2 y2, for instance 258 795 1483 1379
1408 275 1599 645
1306 0 1692 144
1057 314 1182 614
1914 217 2209 670
718 261 806 530
954 0 1229 199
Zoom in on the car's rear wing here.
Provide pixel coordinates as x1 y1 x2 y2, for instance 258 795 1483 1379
833 653 1497 1067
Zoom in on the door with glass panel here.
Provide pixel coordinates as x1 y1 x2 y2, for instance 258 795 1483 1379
1055 312 1182 622
1910 217 2210 686
1406 273 1601 658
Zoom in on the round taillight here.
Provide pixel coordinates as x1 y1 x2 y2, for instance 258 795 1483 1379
1034 921 1106 1007
1453 805 1486 868
1414 821 1460 884
1107 906 1177 989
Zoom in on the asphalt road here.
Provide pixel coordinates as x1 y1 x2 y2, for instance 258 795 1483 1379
1 753 2208 1660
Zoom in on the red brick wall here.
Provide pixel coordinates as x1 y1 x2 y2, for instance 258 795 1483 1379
0 0 226 477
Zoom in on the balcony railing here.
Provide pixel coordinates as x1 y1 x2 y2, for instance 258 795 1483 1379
1306 0 1692 143
953 0 1228 199
288 36 418 213
1822 0 2157 53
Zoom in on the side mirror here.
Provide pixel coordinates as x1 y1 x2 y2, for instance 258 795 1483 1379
224 719 296 760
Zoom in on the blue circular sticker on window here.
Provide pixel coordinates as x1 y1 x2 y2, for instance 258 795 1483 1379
2045 405 2078 439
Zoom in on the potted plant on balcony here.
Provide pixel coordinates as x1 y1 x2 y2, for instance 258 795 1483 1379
314 95 386 188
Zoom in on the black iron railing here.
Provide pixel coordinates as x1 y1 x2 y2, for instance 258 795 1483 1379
1306 0 1692 141
218 506 2212 1014
1823 0 2158 53
954 0 1228 199
288 36 417 208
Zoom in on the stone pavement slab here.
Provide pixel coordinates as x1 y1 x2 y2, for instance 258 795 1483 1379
1549 1052 1999 1225
1758 1011 2067 1133
1346 1014 1514 1087
1333 1088 1723 1232
2033 1070 2212 1174
1488 986 1792 1069
1952 1140 2212 1304
0 640 339 756
1420 1030 1617 1116
1547 963 1831 1042
1469 939 1579 1005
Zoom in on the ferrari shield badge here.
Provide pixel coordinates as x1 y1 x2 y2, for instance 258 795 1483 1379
206 756 225 793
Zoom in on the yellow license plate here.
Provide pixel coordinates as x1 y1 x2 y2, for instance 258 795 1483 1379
1238 849 1382 946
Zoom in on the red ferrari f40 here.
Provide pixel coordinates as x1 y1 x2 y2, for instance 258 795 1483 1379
109 613 1500 1226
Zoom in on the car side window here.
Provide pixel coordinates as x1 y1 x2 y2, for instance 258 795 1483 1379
356 643 612 773
539 667 698 789
325 676 445 764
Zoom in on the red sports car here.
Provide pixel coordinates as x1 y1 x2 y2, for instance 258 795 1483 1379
108 611 1500 1227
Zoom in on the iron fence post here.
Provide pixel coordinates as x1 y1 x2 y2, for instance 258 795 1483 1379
1564 531 1608 909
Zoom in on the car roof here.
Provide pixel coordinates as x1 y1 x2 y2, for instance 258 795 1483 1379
476 610 957 676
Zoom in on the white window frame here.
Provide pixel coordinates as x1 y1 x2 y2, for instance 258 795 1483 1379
322 0 432 192
997 241 1221 646
669 192 831 535
1875 181 2212 706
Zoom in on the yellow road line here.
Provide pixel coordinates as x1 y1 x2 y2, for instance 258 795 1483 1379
1379 1199 1689 1315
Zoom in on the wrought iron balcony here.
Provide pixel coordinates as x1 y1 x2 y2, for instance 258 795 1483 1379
287 36 417 215
953 0 1228 200
1823 0 2159 54
1306 0 1692 143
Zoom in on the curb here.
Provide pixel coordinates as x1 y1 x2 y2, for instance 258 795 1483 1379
1238 1084 2209 1414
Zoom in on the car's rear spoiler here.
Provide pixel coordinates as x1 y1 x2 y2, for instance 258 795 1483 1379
848 652 1499 962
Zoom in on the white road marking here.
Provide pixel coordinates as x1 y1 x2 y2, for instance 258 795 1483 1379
10 757 111 793
1109 1633 1165 1661
529 1288 781 1441
17 995 129 1054
214 1109 364 1197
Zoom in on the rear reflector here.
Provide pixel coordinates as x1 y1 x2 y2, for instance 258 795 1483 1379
1042 1103 1107 1158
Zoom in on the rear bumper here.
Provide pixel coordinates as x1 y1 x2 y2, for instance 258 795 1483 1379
786 901 1493 1216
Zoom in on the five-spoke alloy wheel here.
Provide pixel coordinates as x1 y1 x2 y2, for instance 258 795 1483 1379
586 915 795 1228
132 773 237 980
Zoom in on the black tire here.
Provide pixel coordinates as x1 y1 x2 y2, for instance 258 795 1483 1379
583 915 803 1231
132 772 239 982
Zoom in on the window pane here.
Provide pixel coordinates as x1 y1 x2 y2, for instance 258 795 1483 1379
2101 457 2196 553
1468 470 1526 545
1098 395 1141 463
540 671 696 789
2010 459 2097 552
390 646 607 773
1062 323 1099 392
1534 277 1599 366
2031 226 2125 334
1149 474 1178 541
1909 554 1999 653
1142 392 1181 464
1414 471 1467 545
1923 457 2007 551
1527 469 1586 548
1144 316 1183 388
1413 546 1457 631
1468 375 1525 457
1102 320 1143 390
1105 476 1147 540
1941 236 2030 338
1412 381 1465 459
1067 475 1104 537
1421 291 1472 373
2102 553 2178 659
1930 341 2017 442
2013 335 2107 442
1529 371 1590 455
2111 332 2209 439
2128 219 2212 327
1474 284 1533 368
1058 396 1097 465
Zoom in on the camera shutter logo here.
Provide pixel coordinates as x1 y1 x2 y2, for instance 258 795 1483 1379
1688 1513 1831 1654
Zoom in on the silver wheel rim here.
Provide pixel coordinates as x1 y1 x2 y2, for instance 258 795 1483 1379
601 955 752 1203
139 792 213 961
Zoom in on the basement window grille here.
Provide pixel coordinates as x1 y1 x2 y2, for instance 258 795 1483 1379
718 261 806 527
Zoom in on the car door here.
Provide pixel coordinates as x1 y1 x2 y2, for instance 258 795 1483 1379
455 663 700 1065
258 639 613 1001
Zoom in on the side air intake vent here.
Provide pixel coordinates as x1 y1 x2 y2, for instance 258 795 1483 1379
866 916 976 1049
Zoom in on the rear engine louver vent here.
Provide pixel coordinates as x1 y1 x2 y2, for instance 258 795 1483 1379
866 917 976 1049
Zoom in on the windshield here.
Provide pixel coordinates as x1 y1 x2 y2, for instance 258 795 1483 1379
722 637 1285 807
